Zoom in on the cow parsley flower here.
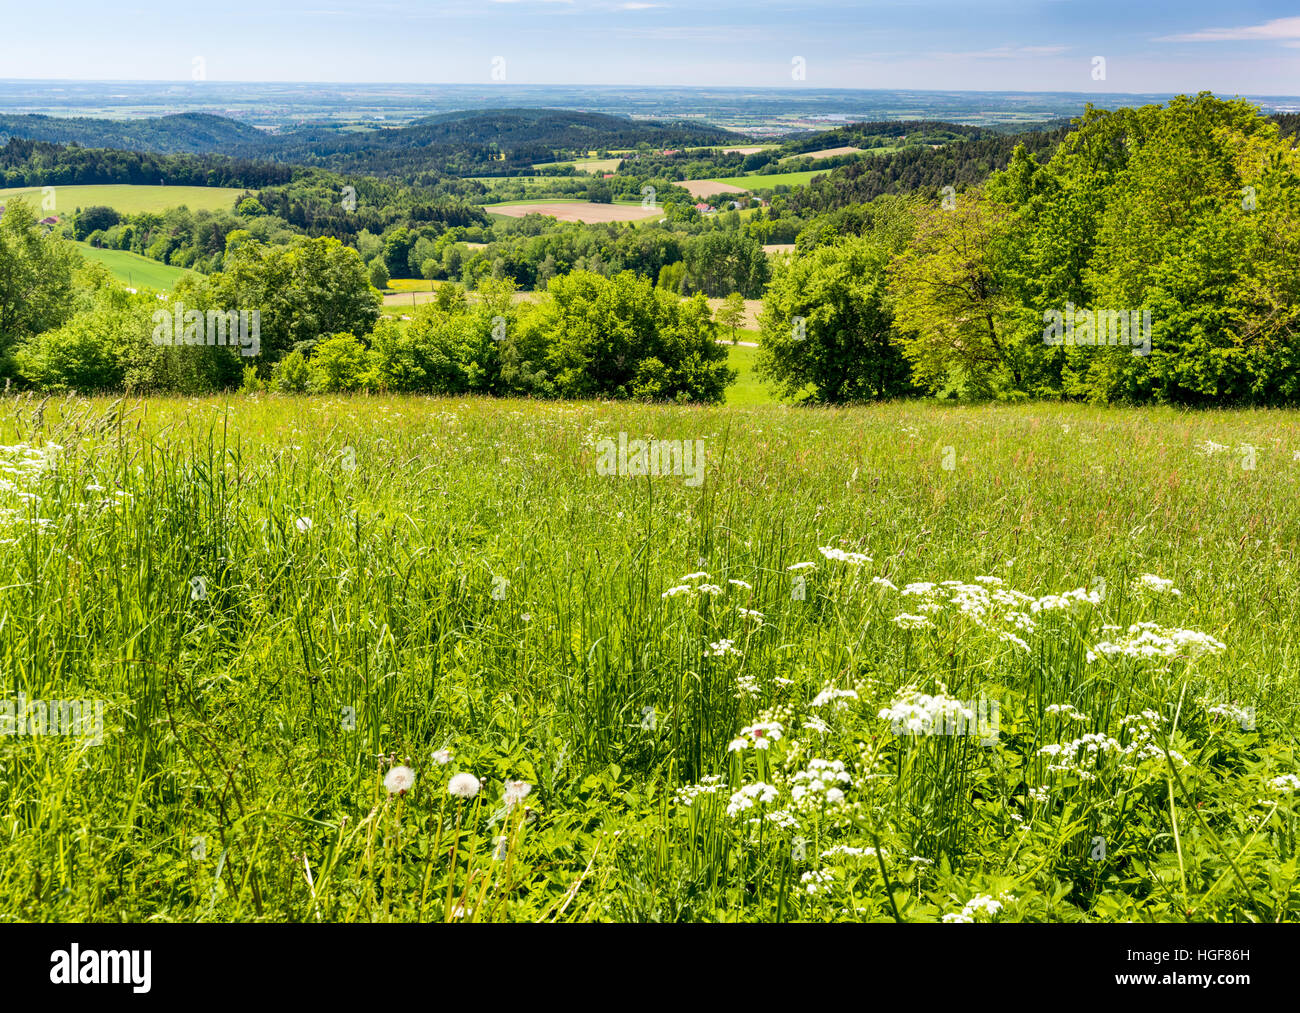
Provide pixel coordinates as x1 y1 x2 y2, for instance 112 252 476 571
746 722 784 747
1086 622 1225 663
811 686 859 710
706 638 743 658
879 691 974 736
1133 574 1181 596
727 782 778 816
945 894 1003 922
818 546 871 565
675 774 728 805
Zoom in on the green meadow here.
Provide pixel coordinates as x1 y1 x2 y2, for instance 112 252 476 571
1 394 1296 922
0 184 248 216
710 170 827 190
75 242 198 290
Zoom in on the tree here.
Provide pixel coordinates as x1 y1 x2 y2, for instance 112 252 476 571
368 258 390 291
715 292 746 344
207 236 381 363
758 234 911 402
888 191 1024 399
308 333 368 392
538 270 733 403
73 205 120 241
683 230 769 297
383 227 414 278
0 198 80 371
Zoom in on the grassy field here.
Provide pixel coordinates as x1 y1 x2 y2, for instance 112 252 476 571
531 157 623 174
467 176 563 188
710 170 827 190
75 242 198 290
0 184 248 215
723 340 770 405
0 393 1296 922
484 200 663 224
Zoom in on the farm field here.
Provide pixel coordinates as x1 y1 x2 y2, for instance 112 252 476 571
677 179 751 199
711 170 827 190
466 176 557 187
0 183 247 215
780 145 864 162
2 395 1294 922
74 241 198 290
704 295 763 329
532 157 623 173
483 200 663 223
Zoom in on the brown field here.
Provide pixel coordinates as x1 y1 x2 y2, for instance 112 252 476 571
485 201 662 223
781 145 864 162
763 243 796 255
677 179 751 199
704 296 764 329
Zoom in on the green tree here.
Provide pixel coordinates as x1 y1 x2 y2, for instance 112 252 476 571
889 192 1024 399
715 291 746 344
539 270 733 402
208 236 380 363
0 198 80 370
758 234 911 402
308 333 368 392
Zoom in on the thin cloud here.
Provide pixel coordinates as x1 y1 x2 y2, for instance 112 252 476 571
1157 16 1300 43
928 45 1071 60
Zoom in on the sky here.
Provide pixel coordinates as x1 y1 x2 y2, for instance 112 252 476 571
3 1 1300 94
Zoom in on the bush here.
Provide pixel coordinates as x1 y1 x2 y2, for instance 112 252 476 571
540 271 733 403
308 333 369 393
270 350 310 392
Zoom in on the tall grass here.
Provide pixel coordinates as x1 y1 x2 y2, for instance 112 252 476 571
0 393 1296 921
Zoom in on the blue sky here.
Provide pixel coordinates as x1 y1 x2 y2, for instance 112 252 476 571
4 1 1300 93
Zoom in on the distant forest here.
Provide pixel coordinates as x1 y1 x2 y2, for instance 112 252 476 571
0 109 742 179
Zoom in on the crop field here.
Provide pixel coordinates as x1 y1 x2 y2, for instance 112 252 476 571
466 176 558 187
780 146 865 162
532 157 623 174
483 200 664 223
677 179 751 199
1 394 1296 922
711 170 828 190
74 242 198 290
0 184 248 216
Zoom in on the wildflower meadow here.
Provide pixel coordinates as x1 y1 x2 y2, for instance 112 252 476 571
1 392 1296 923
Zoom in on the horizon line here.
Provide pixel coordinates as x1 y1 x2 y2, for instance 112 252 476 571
3 79 1300 100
